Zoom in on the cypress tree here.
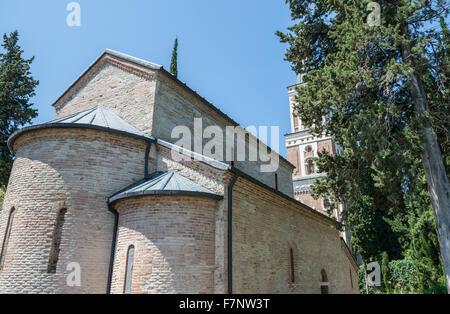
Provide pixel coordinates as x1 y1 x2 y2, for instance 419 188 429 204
170 37 178 78
0 185 5 207
0 31 39 186
381 251 390 291
277 0 450 291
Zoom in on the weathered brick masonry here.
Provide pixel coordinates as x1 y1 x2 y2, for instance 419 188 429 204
111 195 218 294
1 128 146 293
232 177 358 293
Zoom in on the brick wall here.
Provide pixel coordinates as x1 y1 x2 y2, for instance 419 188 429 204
1 125 358 294
295 193 330 216
153 144 230 293
154 144 227 196
110 195 219 294
287 146 301 176
152 73 294 196
231 177 359 294
317 139 335 155
55 58 294 197
0 128 147 293
56 62 157 135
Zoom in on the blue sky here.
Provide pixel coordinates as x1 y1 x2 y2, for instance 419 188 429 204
0 0 296 157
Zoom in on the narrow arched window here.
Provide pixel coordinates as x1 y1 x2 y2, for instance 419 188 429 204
306 159 315 175
124 245 135 294
0 207 16 270
349 268 354 289
320 269 329 294
293 115 299 131
48 208 67 273
289 248 295 283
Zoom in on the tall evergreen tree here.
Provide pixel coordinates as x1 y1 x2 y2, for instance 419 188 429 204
0 31 38 186
277 0 450 291
0 185 5 207
170 37 178 78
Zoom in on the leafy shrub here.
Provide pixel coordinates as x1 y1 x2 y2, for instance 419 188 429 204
388 256 419 293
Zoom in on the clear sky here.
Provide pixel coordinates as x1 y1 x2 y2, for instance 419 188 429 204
0 0 296 157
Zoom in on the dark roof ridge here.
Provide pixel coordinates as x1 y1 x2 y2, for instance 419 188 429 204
108 170 223 204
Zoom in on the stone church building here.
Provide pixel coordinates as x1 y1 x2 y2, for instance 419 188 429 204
0 49 359 294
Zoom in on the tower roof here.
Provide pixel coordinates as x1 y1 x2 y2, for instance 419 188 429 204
8 106 155 153
108 171 222 204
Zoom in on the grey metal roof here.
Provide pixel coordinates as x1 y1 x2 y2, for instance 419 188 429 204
156 138 230 171
104 49 162 70
8 106 155 153
108 171 223 203
293 174 326 193
49 105 150 138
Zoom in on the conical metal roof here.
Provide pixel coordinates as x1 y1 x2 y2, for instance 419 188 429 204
108 171 222 203
8 106 154 153
48 105 150 138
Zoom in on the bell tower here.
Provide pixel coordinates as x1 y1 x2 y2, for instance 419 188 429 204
285 75 359 252
284 75 343 218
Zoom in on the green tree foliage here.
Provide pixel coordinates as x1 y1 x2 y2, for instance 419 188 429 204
0 185 5 207
277 0 449 292
432 17 450 174
405 169 445 291
381 251 390 291
347 196 404 262
0 31 38 186
170 37 178 78
388 256 420 293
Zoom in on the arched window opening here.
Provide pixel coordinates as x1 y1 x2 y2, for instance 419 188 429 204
321 269 328 282
48 208 67 273
289 248 295 283
320 269 329 294
0 207 16 270
124 245 135 294
305 145 312 153
293 115 299 131
349 268 354 289
306 159 315 175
